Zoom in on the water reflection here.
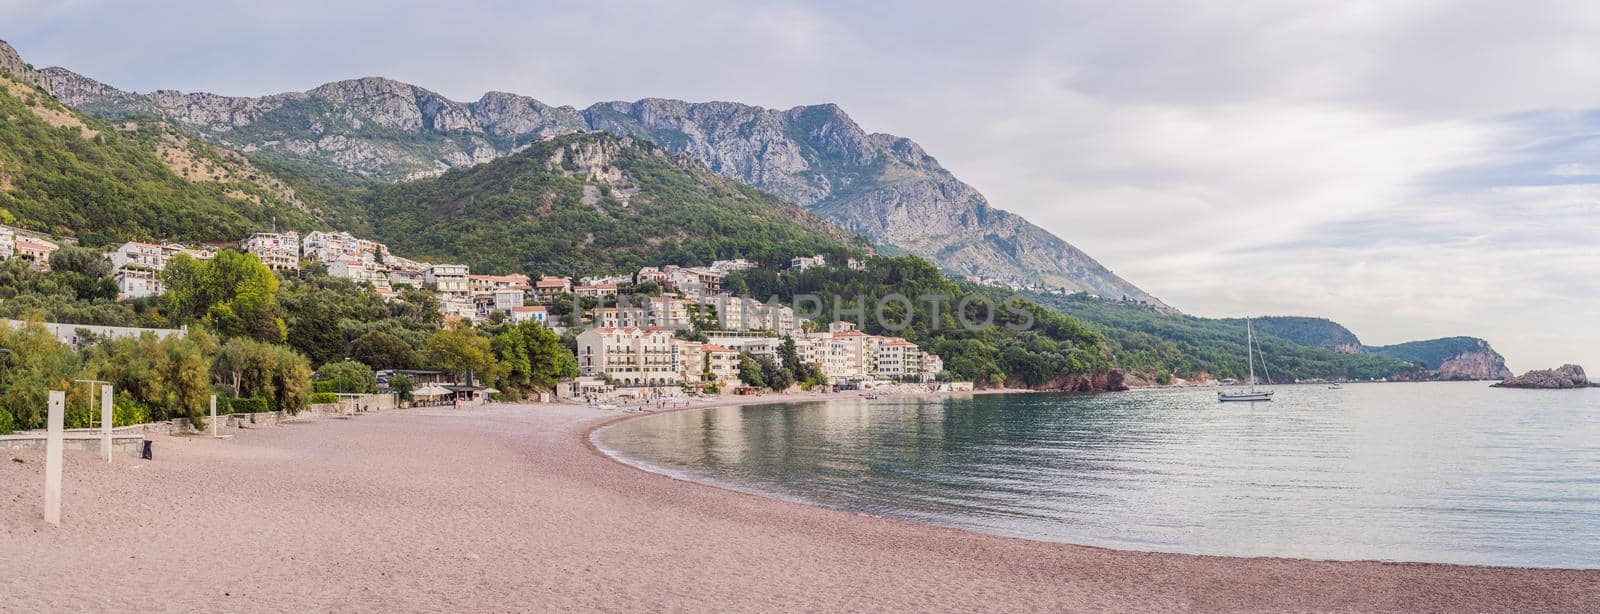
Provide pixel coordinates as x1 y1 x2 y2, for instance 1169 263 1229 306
597 383 1600 568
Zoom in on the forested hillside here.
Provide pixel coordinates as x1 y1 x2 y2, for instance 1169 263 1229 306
353 132 861 276
0 71 324 246
1030 293 1422 382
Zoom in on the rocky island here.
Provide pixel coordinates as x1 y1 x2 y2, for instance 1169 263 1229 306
1492 364 1592 389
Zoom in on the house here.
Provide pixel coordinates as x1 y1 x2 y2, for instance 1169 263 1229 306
242 232 300 271
634 266 670 286
476 288 525 318
508 305 549 325
789 254 825 272
328 258 380 283
575 327 681 387
574 283 618 299
847 257 866 271
666 267 723 296
14 236 59 271
918 353 945 382
580 274 631 286
109 241 179 298
534 276 572 303
470 274 532 298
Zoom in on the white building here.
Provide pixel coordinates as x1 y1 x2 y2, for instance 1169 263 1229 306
508 305 549 325
242 232 300 271
709 258 758 274
576 327 681 387
790 254 826 272
302 230 385 265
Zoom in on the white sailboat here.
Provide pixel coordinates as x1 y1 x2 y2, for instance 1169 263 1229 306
1219 317 1274 402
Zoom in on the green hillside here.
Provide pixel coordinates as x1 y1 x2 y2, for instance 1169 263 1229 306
1031 293 1422 382
1367 337 1496 369
0 71 325 246
351 132 860 276
1243 316 1363 352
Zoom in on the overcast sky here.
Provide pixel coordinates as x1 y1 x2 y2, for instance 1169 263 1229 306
6 0 1599 372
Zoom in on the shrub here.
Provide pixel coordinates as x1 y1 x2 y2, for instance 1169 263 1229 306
229 396 271 414
111 396 149 427
313 360 377 394
0 407 13 434
309 392 338 404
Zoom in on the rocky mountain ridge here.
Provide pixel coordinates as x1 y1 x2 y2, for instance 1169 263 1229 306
40 63 1160 304
0 39 51 94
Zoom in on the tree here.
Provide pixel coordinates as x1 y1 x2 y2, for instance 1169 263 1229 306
163 251 286 343
490 322 578 399
0 321 82 430
757 354 793 391
49 246 112 278
211 337 313 414
313 360 377 394
737 353 765 389
82 329 214 427
350 331 416 371
389 374 415 402
423 326 496 382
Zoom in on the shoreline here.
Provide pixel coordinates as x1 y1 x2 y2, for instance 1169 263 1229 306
582 391 1592 572
3 398 1593 611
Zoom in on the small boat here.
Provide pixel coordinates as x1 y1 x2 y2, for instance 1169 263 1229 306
862 394 880 400
1327 383 1344 390
1219 317 1274 402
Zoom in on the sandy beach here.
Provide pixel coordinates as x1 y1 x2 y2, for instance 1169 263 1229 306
2 399 1595 612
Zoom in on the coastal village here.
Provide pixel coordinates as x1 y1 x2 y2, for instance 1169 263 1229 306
0 224 944 401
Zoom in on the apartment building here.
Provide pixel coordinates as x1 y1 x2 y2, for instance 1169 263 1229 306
574 283 618 299
302 230 385 265
701 344 741 385
470 274 532 298
576 327 680 387
789 254 825 272
242 232 300 271
534 276 572 303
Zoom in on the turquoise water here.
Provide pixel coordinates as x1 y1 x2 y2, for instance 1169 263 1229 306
596 382 1600 568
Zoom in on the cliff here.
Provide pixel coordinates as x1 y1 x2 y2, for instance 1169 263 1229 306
0 39 51 94
1492 364 1590 389
1366 337 1513 380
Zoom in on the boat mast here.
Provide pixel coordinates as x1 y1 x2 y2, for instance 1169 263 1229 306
1246 317 1257 392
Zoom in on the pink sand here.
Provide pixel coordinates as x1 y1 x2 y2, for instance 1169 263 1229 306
2 401 1594 612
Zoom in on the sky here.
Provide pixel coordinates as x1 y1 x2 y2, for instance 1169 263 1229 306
5 0 1599 372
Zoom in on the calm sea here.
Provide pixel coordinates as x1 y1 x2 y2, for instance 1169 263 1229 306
596 382 1600 568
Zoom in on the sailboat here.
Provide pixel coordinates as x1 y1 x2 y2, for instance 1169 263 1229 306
1219 317 1274 402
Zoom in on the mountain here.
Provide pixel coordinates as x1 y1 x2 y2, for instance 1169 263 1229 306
352 132 855 276
1367 337 1513 381
0 53 325 246
42 67 1161 304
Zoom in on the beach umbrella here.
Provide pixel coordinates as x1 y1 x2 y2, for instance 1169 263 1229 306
415 384 450 398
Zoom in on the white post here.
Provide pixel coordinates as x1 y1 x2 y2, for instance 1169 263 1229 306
44 390 64 526
210 395 218 438
100 385 113 463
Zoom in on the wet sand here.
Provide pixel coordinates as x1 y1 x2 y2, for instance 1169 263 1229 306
1 401 1594 612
